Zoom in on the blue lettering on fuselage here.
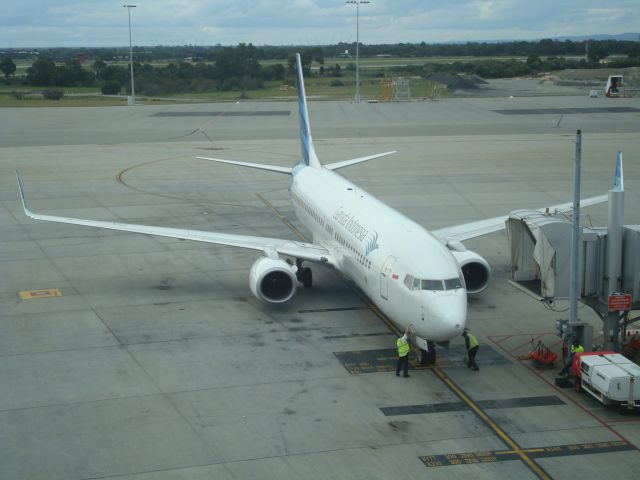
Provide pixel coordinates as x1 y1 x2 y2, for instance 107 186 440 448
333 206 377 250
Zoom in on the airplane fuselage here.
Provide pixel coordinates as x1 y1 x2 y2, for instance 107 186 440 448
290 165 467 341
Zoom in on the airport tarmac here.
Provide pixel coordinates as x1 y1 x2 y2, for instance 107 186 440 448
1 93 639 479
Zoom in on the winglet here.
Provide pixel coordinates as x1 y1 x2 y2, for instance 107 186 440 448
613 150 624 192
15 171 34 218
295 53 321 169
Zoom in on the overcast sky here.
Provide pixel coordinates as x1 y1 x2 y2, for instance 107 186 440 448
2 0 638 48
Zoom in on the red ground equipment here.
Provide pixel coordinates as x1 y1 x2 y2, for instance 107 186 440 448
622 331 640 359
529 340 557 366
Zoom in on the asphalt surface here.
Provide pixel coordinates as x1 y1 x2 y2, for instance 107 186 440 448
1 89 639 480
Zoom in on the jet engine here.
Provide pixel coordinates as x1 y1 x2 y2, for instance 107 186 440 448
249 256 298 303
450 249 491 294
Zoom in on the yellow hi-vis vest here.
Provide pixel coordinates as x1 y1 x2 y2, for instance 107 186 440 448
467 333 479 349
570 344 584 354
397 337 410 357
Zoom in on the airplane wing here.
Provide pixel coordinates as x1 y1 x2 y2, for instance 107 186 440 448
434 151 622 243
324 151 397 171
431 194 608 243
196 156 293 174
16 172 333 265
196 151 398 174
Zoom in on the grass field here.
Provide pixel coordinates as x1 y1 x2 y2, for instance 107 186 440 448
0 55 463 107
0 93 130 107
0 78 437 106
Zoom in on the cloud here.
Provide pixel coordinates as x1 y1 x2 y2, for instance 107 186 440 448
0 0 638 47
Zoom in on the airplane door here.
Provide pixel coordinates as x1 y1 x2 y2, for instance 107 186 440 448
380 255 397 300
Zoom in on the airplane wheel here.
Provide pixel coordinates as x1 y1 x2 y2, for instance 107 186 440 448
301 267 313 288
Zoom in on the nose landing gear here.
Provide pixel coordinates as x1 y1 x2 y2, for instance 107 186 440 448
420 340 436 366
295 259 313 288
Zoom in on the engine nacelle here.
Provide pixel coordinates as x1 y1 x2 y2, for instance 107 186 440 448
450 249 492 295
249 256 298 303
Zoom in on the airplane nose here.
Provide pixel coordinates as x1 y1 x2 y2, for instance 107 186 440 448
426 292 467 341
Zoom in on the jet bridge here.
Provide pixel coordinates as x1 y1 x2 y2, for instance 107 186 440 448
508 211 639 307
506 209 602 301
621 225 640 302
507 209 640 350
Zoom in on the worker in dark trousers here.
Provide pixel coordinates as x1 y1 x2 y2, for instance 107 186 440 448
396 324 412 377
559 339 584 375
462 329 479 371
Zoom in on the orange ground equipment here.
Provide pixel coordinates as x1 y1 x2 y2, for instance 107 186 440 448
622 331 640 359
529 340 557 367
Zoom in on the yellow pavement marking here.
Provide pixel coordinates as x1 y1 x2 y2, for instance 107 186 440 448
256 192 308 241
431 366 551 480
18 289 63 300
496 448 545 455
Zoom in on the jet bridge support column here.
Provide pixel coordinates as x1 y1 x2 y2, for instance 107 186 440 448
569 130 581 327
568 130 588 349
604 187 624 351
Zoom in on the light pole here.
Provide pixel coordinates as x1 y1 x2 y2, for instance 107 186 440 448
346 1 370 103
123 4 136 105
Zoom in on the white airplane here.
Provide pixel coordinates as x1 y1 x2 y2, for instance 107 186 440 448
16 54 611 363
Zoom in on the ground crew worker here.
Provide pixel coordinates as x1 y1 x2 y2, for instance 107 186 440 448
396 324 412 377
559 338 584 375
462 329 479 371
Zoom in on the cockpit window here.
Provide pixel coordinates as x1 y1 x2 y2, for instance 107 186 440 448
444 277 463 290
403 274 415 290
403 275 465 291
421 279 444 290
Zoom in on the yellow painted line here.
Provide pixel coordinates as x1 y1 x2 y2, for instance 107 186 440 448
356 292 401 337
496 448 545 455
256 192 308 242
356 294 438 370
432 366 551 480
18 288 62 300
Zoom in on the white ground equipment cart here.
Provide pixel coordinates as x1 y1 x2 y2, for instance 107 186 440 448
605 75 624 97
578 353 640 410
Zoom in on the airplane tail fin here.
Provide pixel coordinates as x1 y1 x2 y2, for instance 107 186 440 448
295 53 321 169
613 150 624 192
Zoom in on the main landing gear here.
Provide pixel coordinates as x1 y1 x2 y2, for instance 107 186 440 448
295 259 313 288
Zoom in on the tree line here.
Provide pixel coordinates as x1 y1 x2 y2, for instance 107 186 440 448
1 39 638 95
400 54 639 80
3 38 639 62
1 44 329 96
